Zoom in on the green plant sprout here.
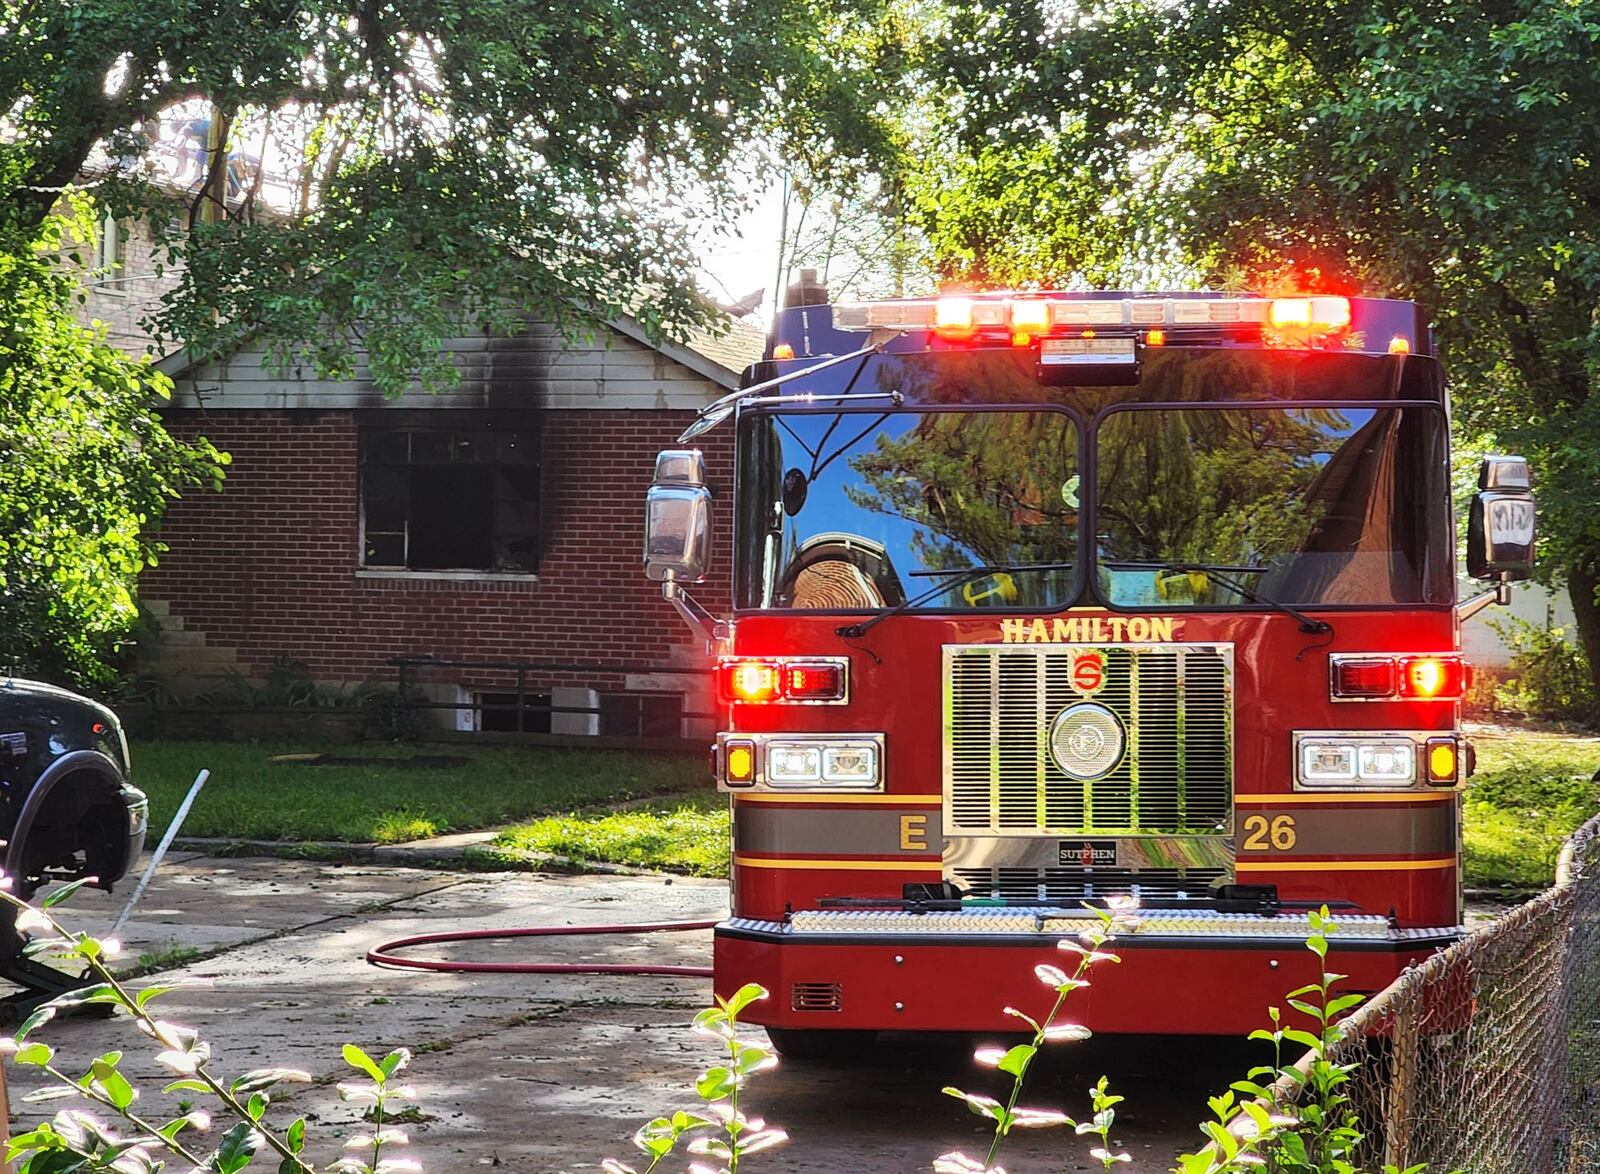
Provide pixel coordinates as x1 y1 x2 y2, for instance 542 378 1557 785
935 896 1139 1174
0 874 419 1173
1175 906 1437 1174
604 982 786 1174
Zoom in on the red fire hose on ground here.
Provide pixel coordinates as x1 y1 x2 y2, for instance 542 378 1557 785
366 919 716 978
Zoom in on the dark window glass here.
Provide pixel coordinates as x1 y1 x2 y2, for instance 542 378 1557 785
476 692 552 733
361 426 540 572
736 409 1080 611
1094 407 1450 606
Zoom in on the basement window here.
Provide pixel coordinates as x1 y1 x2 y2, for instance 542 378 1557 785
360 427 540 572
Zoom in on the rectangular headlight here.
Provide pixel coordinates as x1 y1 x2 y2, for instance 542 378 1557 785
1295 732 1433 789
767 743 823 783
1357 741 1415 782
1300 740 1357 782
822 744 878 784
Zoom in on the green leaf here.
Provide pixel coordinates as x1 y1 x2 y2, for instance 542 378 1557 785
723 983 767 1016
163 1079 212 1095
695 1065 736 1102
231 1068 311 1097
285 1118 306 1154
15 1005 56 1042
90 1058 135 1111
378 1048 411 1079
43 879 94 909
210 1121 263 1174
14 1042 53 1066
996 1043 1036 1077
341 1043 385 1084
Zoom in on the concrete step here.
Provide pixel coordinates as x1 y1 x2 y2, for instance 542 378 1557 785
158 628 209 648
142 598 171 618
145 646 240 670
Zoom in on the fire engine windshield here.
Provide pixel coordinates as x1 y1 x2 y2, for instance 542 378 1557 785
1095 406 1451 607
735 409 1081 611
736 400 1450 613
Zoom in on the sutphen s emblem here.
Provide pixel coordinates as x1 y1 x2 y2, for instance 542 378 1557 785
1070 649 1106 696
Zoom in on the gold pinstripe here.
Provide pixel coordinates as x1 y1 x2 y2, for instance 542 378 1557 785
1236 857 1455 872
1235 792 1456 805
731 793 943 805
733 855 944 872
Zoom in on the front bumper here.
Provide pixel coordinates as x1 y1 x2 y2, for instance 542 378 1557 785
716 909 1461 1036
119 784 149 877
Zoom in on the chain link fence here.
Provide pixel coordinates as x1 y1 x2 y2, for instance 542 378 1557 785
1274 813 1600 1172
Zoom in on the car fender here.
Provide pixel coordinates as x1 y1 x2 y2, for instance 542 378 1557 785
4 748 127 880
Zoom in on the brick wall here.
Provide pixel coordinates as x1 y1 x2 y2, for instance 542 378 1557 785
69 212 184 357
142 408 735 691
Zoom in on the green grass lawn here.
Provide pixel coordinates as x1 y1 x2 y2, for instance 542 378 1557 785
489 791 729 876
132 739 705 844
1463 724 1600 890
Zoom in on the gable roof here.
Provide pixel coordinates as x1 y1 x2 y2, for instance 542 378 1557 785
156 311 766 391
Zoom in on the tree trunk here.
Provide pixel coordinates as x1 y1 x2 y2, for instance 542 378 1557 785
1568 562 1600 729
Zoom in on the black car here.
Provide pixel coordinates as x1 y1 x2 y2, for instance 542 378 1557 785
0 677 149 901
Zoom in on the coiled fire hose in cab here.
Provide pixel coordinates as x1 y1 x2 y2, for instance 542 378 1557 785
366 920 716 978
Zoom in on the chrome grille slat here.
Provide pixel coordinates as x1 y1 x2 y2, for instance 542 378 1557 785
954 865 1229 903
944 643 1233 836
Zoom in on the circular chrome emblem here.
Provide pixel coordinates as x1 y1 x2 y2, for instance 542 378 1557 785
1049 702 1126 780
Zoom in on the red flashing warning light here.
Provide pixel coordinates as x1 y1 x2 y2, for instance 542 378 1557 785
720 660 782 704
1332 658 1396 699
718 658 848 704
1008 299 1051 344
1268 296 1352 332
783 662 847 701
1397 655 1469 700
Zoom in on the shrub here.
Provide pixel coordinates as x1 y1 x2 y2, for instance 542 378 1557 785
1489 615 1594 724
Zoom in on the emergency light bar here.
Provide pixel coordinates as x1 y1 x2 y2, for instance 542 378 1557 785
833 294 1355 341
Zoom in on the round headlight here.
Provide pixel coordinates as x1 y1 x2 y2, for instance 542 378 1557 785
1049 703 1126 780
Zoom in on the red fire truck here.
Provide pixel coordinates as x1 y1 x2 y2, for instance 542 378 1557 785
642 289 1537 1054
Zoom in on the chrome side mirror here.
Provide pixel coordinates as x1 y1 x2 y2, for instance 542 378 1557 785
1467 455 1535 581
643 449 712 583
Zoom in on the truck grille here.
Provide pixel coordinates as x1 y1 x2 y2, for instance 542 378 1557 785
953 865 1228 904
944 643 1233 835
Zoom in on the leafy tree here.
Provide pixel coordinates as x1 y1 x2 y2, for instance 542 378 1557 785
0 0 903 392
912 0 1600 719
0 203 227 685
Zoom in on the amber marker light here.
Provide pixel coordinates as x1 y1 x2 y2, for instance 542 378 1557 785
772 343 796 360
724 740 756 786
933 296 977 338
1388 335 1411 354
1008 299 1051 345
1424 738 1459 786
1146 328 1166 347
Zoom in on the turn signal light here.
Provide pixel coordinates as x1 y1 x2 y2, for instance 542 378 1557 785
1397 655 1468 700
1424 738 1459 785
718 658 849 704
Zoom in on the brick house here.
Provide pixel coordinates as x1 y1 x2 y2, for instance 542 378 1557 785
138 316 762 738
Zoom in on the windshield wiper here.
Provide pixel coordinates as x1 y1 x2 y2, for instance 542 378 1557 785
1102 560 1332 635
835 563 1077 639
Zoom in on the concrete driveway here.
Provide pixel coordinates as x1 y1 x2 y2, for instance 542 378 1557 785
4 857 1305 1172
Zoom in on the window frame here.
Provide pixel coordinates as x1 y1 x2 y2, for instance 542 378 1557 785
356 415 542 578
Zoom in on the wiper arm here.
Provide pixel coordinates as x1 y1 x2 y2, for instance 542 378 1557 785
1102 560 1332 635
835 562 1076 639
